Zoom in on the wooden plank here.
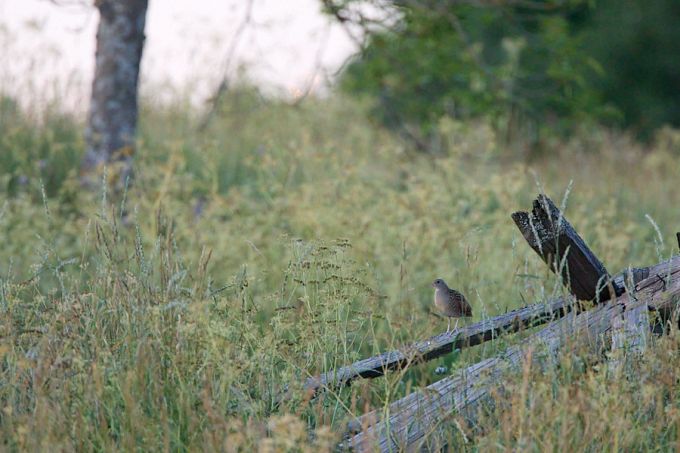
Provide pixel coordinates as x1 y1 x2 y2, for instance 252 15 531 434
606 258 676 376
611 267 649 294
512 194 611 301
609 256 680 377
608 259 680 370
344 256 680 452
608 301 649 377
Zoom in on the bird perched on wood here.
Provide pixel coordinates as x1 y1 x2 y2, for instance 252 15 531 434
432 278 472 332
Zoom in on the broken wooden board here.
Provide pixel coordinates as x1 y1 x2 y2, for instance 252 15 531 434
512 194 611 301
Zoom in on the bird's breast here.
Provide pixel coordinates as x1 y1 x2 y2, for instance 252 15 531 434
434 290 455 316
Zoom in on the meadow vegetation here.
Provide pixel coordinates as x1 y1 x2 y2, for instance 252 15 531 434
1 88 680 450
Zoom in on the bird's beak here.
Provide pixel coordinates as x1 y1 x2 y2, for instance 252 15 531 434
431 282 436 288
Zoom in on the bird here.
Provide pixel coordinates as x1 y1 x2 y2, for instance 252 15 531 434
432 278 472 332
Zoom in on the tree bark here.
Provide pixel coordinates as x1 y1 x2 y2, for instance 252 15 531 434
83 0 148 189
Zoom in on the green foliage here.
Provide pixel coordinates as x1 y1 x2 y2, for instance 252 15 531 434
336 0 680 144
0 96 83 197
1 91 680 449
340 0 607 144
582 0 680 139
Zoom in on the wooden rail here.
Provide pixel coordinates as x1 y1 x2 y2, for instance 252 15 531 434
511 194 612 301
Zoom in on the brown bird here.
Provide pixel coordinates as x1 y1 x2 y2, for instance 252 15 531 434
432 278 472 332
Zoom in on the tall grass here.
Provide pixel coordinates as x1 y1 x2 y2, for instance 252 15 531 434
1 87 679 450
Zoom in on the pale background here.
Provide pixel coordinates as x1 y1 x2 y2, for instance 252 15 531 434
0 0 358 113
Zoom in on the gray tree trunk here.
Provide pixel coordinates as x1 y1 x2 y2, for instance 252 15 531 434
83 0 148 189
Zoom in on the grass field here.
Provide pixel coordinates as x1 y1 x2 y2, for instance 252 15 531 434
1 89 680 451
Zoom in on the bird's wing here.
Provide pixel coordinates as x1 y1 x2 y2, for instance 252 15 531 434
448 288 466 302
449 288 472 316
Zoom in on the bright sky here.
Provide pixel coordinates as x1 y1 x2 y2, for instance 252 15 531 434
0 0 358 113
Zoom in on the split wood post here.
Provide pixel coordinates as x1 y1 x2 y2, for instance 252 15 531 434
512 194 614 301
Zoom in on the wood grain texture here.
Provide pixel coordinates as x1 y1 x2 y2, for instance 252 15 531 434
512 195 611 301
608 300 649 377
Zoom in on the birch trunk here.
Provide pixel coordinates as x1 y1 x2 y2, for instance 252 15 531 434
83 0 148 189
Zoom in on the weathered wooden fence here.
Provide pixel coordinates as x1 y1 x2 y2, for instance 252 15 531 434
298 194 679 451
